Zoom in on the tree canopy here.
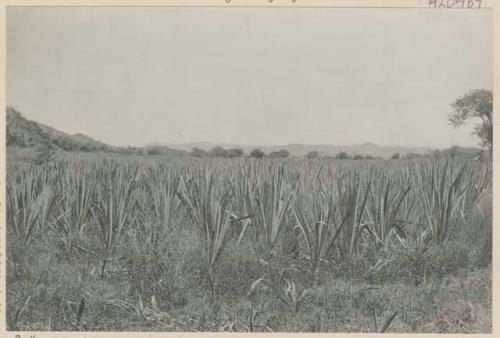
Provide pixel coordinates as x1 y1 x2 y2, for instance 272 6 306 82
209 146 229 158
250 148 265 159
269 149 290 158
335 152 351 160
227 148 244 158
449 89 492 151
305 151 319 159
190 147 208 158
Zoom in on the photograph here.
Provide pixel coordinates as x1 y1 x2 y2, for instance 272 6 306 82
4 4 494 333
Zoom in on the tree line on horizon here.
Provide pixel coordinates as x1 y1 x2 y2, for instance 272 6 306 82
181 146 487 161
185 146 387 160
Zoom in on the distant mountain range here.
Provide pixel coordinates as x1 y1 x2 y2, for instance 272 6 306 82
148 142 434 159
7 107 482 159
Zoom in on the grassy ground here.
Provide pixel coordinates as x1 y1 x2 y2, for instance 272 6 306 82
7 229 492 332
6 155 492 332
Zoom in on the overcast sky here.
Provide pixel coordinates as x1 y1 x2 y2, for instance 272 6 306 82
7 7 493 148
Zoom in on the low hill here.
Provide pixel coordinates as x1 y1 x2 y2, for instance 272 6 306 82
7 106 116 152
6 107 186 157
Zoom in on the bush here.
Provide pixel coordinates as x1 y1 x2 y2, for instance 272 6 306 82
269 150 290 158
335 152 351 160
250 149 265 159
190 147 208 158
33 142 56 165
227 148 244 158
146 147 162 155
209 146 229 158
305 151 319 159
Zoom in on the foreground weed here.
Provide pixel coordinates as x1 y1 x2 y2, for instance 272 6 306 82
417 161 467 245
53 165 96 256
178 170 232 298
7 165 55 248
247 163 294 251
92 161 139 277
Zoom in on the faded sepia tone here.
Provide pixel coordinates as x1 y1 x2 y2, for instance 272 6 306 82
3 3 495 335
7 7 492 148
